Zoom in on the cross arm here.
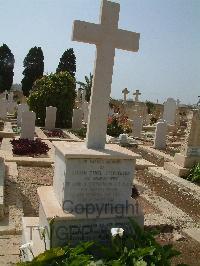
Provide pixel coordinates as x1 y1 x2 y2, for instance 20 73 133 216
72 20 102 45
115 29 140 52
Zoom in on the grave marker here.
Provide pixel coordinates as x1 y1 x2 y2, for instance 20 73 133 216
17 103 29 126
133 89 141 103
72 108 83 129
163 98 177 125
154 120 167 149
45 106 57 131
122 88 129 103
0 99 7 119
131 116 143 138
72 0 140 149
20 111 36 140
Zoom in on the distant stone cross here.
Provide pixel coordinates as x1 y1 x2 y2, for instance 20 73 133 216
72 0 140 149
197 96 200 107
133 89 141 103
122 88 130 103
177 99 181 106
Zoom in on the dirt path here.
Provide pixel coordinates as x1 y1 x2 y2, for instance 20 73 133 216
17 166 53 216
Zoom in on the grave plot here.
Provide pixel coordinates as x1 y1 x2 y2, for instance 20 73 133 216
11 138 50 157
0 137 54 166
69 126 87 140
35 126 82 143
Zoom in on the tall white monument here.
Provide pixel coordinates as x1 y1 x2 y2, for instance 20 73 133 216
21 1 143 260
72 0 140 149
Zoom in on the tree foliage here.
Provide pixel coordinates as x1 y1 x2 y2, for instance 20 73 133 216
0 44 15 92
21 47 44 97
56 48 76 77
28 71 76 128
77 72 93 102
146 101 156 114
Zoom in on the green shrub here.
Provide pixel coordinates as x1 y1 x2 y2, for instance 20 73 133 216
146 101 155 114
28 71 76 128
70 127 87 139
17 220 182 266
107 117 124 137
186 163 200 183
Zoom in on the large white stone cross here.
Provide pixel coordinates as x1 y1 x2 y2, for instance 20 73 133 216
72 0 140 149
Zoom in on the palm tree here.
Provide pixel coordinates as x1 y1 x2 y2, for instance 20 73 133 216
77 73 93 102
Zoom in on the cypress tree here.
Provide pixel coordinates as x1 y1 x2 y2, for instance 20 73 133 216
56 48 76 77
21 46 44 96
0 44 15 93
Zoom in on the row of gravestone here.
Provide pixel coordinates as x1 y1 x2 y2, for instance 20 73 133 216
14 105 57 139
0 93 17 118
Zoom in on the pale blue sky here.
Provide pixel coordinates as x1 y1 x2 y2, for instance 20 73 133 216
0 0 199 104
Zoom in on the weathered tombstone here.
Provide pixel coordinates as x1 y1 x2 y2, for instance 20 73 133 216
181 109 200 158
131 116 143 138
20 111 36 140
82 90 86 103
122 88 129 103
163 98 177 125
7 103 15 114
7 92 16 114
8 92 14 102
154 120 167 149
77 88 82 102
21 0 143 259
82 101 89 123
3 90 8 100
17 104 29 126
164 109 200 176
45 106 57 130
119 133 129 145
0 99 7 119
133 89 141 104
72 108 83 129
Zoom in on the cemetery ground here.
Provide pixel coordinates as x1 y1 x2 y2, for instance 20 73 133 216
0 121 199 265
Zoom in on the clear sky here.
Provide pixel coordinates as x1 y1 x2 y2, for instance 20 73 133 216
0 0 199 104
